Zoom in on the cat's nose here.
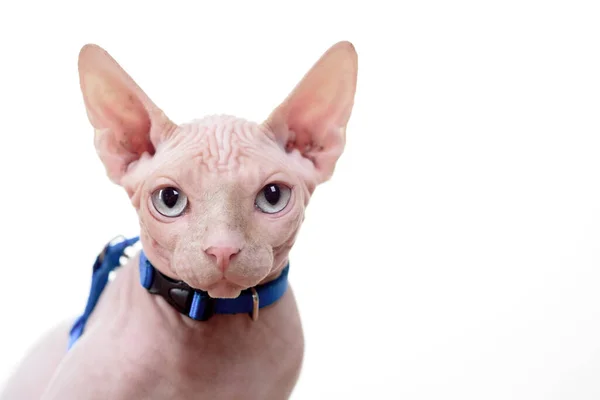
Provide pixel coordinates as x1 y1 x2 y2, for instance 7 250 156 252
204 246 240 271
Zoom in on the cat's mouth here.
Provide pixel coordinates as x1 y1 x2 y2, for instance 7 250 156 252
205 279 244 299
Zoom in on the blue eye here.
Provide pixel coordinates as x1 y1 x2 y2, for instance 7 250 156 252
255 183 291 214
151 187 188 217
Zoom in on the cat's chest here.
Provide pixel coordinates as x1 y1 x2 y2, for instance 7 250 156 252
49 270 304 399
69 327 300 400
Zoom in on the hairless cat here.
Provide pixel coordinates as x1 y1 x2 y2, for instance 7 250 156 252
0 40 358 399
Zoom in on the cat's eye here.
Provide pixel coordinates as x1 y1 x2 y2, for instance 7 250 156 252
151 187 188 217
255 183 292 214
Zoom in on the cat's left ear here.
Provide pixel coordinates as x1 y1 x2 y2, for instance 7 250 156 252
263 41 358 184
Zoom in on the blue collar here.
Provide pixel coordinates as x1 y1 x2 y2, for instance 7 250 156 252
69 235 289 349
138 251 290 321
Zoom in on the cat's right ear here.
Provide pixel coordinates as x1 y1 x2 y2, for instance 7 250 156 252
78 44 176 184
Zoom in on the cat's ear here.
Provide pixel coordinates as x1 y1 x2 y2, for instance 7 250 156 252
78 44 177 184
263 41 358 184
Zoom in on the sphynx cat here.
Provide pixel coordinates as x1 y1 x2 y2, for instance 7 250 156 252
0 41 358 399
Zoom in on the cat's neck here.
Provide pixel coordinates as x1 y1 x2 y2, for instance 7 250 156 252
108 253 292 333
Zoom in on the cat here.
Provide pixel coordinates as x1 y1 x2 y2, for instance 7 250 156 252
0 40 358 400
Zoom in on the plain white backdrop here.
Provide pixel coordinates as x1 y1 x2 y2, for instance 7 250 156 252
1 1 600 399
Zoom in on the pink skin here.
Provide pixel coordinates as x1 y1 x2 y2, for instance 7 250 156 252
0 42 357 399
131 116 310 298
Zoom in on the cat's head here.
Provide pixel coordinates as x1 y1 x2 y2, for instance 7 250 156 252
78 42 358 298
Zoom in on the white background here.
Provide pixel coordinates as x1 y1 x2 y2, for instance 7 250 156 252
1 1 600 399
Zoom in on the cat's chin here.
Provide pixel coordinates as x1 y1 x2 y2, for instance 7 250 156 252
207 281 243 299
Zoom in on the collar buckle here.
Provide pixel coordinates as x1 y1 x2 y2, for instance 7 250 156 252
148 270 195 316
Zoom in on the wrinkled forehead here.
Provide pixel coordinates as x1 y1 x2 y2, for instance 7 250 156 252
151 116 288 195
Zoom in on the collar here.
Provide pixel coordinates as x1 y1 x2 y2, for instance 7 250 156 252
68 235 288 350
138 250 290 322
